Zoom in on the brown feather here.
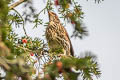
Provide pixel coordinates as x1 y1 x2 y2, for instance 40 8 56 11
64 27 74 56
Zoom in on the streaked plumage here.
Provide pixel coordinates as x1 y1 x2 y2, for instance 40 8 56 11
45 11 74 56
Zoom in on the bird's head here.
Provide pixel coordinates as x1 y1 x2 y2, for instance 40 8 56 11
48 11 60 22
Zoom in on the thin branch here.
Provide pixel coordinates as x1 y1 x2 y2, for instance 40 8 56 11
16 45 32 52
0 77 5 79
36 0 50 17
12 9 28 37
9 0 25 9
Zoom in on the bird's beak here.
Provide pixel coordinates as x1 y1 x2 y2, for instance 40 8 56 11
48 11 52 15
48 11 52 19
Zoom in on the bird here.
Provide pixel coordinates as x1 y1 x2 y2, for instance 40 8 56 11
45 11 74 56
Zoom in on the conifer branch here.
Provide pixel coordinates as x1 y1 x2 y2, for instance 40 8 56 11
12 8 28 37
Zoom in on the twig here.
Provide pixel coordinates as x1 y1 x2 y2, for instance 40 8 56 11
12 8 28 37
35 0 50 18
16 45 32 52
0 77 5 79
9 0 25 9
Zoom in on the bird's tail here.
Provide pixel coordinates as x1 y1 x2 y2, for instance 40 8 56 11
70 41 74 56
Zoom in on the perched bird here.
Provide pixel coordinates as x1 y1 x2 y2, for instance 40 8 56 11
45 11 74 56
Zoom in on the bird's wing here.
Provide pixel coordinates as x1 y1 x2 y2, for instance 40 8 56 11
58 24 74 56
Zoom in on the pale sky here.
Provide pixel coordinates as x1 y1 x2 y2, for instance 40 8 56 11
15 0 120 80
